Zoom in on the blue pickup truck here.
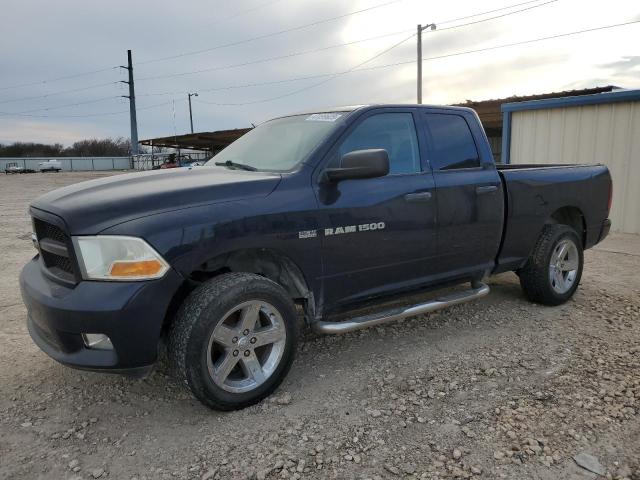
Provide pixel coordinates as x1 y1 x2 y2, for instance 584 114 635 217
20 104 612 410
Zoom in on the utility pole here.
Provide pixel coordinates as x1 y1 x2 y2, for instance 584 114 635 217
187 92 198 134
120 50 139 155
417 23 436 104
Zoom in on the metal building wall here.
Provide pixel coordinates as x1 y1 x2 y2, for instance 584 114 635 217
487 136 502 164
509 101 640 234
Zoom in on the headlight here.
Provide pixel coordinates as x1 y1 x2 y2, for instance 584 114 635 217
73 236 169 281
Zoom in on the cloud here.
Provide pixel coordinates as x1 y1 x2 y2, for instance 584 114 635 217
563 55 640 91
1 0 639 144
600 56 640 74
0 119 102 145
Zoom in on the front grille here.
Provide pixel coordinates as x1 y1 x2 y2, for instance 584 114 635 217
33 217 77 283
35 220 67 244
41 250 74 272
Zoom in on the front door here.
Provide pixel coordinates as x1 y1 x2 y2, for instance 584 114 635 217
314 109 438 311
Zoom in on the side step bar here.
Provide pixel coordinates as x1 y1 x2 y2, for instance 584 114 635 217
311 282 490 335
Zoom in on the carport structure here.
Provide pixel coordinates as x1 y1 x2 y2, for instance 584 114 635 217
139 128 252 154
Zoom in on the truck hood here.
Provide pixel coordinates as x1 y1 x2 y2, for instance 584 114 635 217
30 166 281 234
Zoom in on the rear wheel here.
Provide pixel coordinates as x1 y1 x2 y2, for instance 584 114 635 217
519 224 583 305
168 273 298 410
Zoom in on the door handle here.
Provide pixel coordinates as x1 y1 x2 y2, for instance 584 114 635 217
476 185 498 195
404 192 432 203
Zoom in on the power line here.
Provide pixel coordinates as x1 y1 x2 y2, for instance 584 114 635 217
0 0 553 96
148 5 635 100
196 32 418 106
435 0 551 25
436 0 557 33
3 17 636 118
17 96 119 114
0 0 283 93
137 0 559 83
422 19 640 62
0 0 385 92
0 66 119 92
136 29 414 82
0 81 119 105
194 19 640 106
137 0 404 65
138 74 339 97
0 100 171 118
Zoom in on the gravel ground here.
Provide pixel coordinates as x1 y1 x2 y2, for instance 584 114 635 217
0 172 638 480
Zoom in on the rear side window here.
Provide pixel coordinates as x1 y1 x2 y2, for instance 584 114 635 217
337 113 421 175
423 114 480 170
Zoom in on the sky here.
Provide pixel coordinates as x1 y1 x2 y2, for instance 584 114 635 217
0 0 639 145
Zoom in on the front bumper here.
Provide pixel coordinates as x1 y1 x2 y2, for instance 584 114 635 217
20 255 183 374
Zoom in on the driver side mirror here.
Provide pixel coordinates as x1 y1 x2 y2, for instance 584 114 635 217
325 149 389 182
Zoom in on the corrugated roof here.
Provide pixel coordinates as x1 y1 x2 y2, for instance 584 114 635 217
455 86 619 134
139 128 252 152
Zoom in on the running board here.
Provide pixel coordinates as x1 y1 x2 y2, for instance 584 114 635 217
311 282 490 335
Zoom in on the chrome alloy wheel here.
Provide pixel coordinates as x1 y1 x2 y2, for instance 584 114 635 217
549 238 580 294
206 300 287 393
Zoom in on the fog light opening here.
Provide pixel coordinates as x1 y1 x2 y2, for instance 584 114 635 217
81 333 114 350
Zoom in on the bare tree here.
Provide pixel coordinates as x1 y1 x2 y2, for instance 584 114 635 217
0 138 132 157
65 137 131 156
0 142 64 157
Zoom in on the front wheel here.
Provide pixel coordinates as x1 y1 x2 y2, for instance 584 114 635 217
168 273 298 410
519 224 583 306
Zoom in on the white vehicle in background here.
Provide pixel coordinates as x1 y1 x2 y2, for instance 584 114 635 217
5 162 25 174
38 159 62 172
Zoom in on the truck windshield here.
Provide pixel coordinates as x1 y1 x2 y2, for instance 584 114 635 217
205 113 343 171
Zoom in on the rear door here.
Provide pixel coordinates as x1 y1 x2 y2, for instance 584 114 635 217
419 110 503 278
315 108 438 309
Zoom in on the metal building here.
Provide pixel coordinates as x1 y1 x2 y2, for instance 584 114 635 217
456 86 617 163
502 89 640 235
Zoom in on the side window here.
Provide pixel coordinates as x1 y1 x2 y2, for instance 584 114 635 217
423 114 480 170
336 113 421 175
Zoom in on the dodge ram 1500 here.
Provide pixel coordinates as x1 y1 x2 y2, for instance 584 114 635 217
20 104 612 410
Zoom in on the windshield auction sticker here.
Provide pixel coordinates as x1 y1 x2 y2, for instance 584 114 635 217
306 113 343 122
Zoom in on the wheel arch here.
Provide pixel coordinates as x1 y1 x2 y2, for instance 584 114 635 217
163 248 315 333
196 248 311 298
546 205 586 247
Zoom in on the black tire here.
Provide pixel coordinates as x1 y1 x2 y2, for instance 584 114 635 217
168 272 298 410
519 224 584 306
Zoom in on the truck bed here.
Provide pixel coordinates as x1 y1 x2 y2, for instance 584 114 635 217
495 163 611 274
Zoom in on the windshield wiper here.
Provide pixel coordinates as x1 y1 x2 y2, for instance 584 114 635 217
214 160 257 171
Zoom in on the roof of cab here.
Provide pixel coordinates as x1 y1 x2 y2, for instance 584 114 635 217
284 103 476 118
